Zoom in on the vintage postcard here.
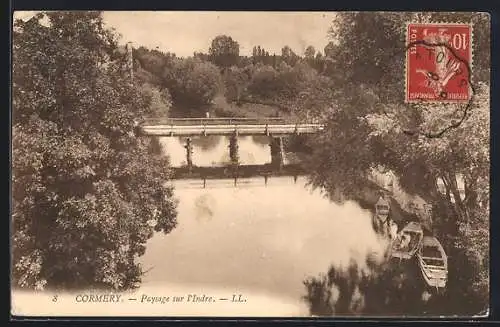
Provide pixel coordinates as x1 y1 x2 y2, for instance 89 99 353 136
11 11 490 318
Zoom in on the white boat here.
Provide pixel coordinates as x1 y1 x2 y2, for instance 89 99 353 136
388 220 398 239
372 197 391 236
417 236 448 289
389 221 424 260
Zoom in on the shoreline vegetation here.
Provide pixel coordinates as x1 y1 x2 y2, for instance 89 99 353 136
12 11 489 316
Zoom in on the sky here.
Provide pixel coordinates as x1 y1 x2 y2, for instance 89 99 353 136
13 11 336 57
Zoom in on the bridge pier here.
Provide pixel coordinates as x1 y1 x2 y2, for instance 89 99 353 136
229 132 239 166
184 137 193 171
269 136 285 170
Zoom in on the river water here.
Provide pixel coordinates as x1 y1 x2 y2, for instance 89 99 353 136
136 135 388 316
8 135 450 317
10 135 389 317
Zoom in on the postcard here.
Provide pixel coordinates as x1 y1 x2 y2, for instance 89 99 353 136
11 10 490 318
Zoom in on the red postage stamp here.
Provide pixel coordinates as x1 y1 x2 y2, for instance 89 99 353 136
406 23 472 103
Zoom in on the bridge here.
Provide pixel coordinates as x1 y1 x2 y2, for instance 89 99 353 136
136 117 325 183
137 117 325 137
169 164 306 187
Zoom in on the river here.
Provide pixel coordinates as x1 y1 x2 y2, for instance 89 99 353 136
136 135 389 316
9 131 470 317
10 135 388 317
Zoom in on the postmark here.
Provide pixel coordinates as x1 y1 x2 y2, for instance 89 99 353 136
406 23 472 103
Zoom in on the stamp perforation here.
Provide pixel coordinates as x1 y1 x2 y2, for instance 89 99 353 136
404 22 474 104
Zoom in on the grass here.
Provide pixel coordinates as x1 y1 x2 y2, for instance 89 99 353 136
211 94 290 119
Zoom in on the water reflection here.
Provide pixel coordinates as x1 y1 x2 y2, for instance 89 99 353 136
189 135 222 152
251 135 272 146
159 136 285 167
140 177 388 316
137 136 389 316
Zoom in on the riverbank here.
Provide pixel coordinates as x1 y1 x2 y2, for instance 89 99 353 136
323 173 431 233
211 95 291 119
167 100 286 120
161 101 430 230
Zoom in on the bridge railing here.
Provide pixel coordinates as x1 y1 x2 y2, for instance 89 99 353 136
140 117 319 126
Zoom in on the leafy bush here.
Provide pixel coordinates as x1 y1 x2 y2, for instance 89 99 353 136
12 11 178 291
162 57 223 109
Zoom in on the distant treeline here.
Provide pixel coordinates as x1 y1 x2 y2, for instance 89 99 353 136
129 35 338 118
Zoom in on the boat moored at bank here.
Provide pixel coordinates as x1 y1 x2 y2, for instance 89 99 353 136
417 236 448 289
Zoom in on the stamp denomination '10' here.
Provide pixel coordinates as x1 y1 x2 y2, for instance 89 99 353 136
406 23 472 103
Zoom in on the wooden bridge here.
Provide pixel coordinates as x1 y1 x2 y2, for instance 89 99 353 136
169 164 306 186
136 117 324 181
171 163 306 178
136 117 325 137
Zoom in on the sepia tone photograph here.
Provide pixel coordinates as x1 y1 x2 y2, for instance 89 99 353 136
10 11 490 318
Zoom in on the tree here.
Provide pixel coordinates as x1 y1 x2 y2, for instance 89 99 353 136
132 47 166 79
283 70 336 119
304 45 319 70
223 66 250 103
322 41 339 76
246 65 280 99
139 83 172 118
324 41 336 58
281 45 292 58
162 57 223 110
281 45 299 66
237 55 253 69
132 47 177 87
314 11 489 221
243 58 334 117
12 12 178 291
252 46 257 57
303 256 446 316
305 12 490 315
193 51 209 62
208 35 240 68
263 50 270 65
304 45 316 59
314 51 325 72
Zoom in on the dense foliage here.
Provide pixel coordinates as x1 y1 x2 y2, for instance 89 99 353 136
162 57 223 109
127 15 489 313
132 35 330 118
12 12 178 291
11 12 490 316
303 255 452 316
302 12 490 315
209 35 240 68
